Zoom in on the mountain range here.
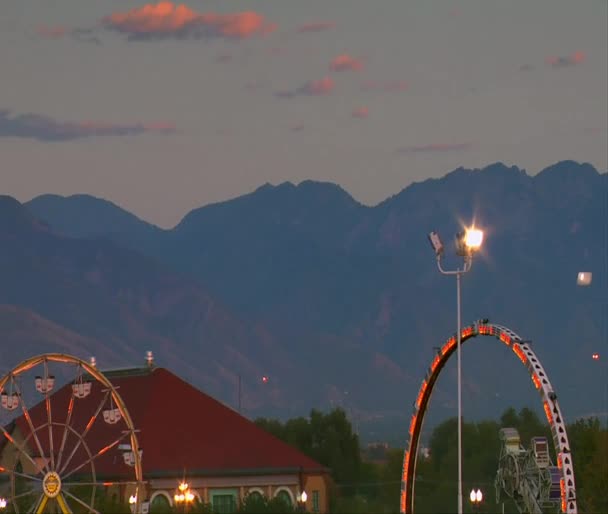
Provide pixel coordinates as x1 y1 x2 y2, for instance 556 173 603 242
2 160 606 441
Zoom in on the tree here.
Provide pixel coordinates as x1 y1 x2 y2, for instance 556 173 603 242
568 417 608 513
254 407 361 487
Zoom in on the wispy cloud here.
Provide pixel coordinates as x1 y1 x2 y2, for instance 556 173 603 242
216 53 233 63
36 25 101 45
297 21 335 33
0 110 176 142
352 107 369 119
398 142 472 154
519 64 535 72
37 25 68 39
361 80 408 92
546 51 586 68
103 1 276 40
275 77 335 99
330 54 364 72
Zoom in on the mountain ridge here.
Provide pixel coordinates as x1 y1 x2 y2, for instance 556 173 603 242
6 160 607 428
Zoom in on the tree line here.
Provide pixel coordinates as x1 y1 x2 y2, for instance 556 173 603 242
255 407 607 514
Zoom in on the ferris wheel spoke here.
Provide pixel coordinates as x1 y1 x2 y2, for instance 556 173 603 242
0 464 43 483
9 488 42 502
61 480 104 487
55 392 75 473
58 391 109 476
0 423 45 475
62 489 101 514
61 432 129 482
10 375 50 475
43 360 56 471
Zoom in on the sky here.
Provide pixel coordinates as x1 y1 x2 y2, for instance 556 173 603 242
2 0 607 228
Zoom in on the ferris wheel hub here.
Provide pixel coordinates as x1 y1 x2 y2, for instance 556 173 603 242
42 471 62 498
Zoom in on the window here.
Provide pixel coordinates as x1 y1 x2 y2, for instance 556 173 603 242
150 494 172 514
210 489 238 514
312 490 320 513
276 490 293 507
245 490 264 503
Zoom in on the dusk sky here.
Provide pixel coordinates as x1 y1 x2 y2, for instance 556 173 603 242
2 0 607 228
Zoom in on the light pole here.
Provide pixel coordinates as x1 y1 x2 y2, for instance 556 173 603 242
428 227 484 514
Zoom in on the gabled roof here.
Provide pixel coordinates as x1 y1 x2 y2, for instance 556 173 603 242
13 367 326 478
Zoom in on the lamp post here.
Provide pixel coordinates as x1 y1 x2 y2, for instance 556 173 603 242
174 482 195 513
428 227 484 514
469 488 483 511
297 490 308 512
129 494 137 514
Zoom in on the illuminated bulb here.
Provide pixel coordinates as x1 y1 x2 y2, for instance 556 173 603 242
577 272 592 286
464 228 483 249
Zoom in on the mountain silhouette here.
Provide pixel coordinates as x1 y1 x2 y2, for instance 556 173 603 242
13 160 607 433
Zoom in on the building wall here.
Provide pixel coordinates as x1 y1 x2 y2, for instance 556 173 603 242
303 474 329 513
146 471 330 513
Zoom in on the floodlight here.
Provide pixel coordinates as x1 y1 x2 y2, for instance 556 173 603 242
577 272 592 286
455 227 483 256
464 228 483 250
428 231 444 256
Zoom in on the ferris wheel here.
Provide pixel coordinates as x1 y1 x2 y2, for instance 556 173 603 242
0 354 144 514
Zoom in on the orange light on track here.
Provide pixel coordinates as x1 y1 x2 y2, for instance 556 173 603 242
512 344 527 364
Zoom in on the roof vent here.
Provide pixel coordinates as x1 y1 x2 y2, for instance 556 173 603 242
146 351 154 368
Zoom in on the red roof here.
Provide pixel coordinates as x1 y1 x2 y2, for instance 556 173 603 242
13 367 325 478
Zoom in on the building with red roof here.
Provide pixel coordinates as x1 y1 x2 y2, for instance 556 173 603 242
0 360 330 513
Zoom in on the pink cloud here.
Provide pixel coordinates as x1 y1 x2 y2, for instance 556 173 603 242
0 109 176 142
297 21 335 33
305 76 335 95
361 80 408 92
103 2 277 40
352 107 369 119
546 51 586 68
37 26 68 39
276 76 335 99
399 142 472 154
330 54 364 72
